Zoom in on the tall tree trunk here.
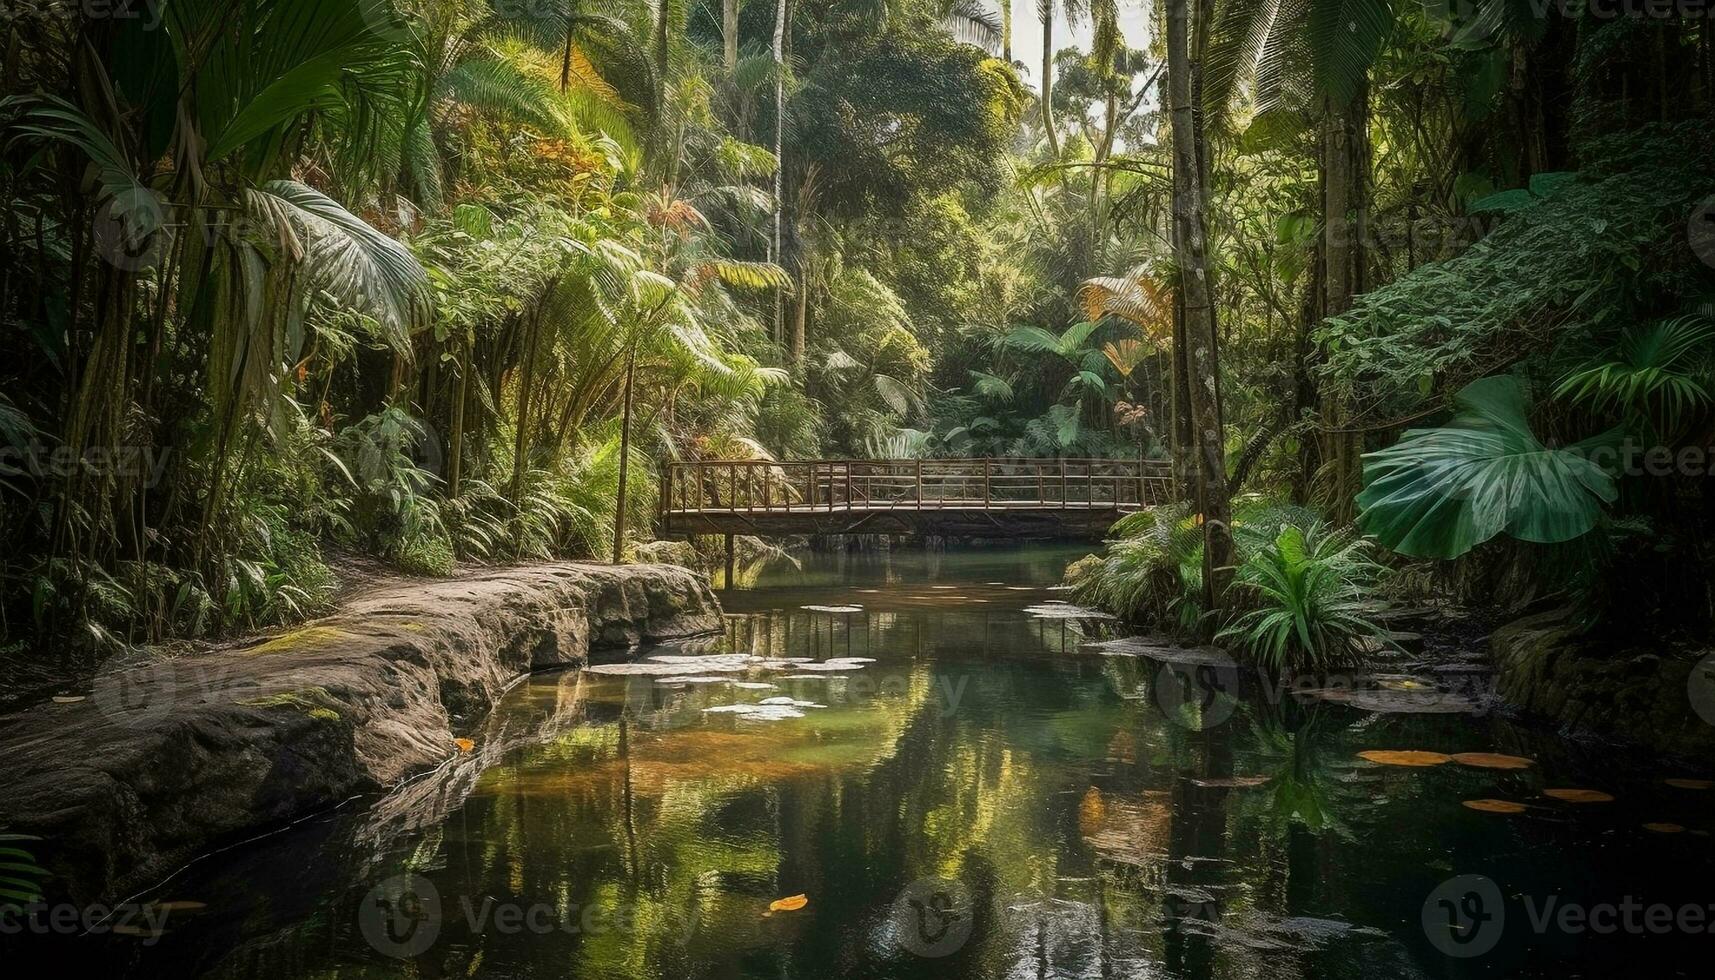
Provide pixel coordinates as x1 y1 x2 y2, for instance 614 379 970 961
1040 5 1060 158
1002 0 1012 63
612 340 638 564
771 0 787 345
448 334 469 498
655 0 671 94
1317 85 1368 522
724 0 739 73
1166 0 1232 615
791 257 808 368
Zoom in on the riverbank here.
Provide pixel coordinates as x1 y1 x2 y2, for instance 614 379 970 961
0 562 722 907
1492 608 1715 759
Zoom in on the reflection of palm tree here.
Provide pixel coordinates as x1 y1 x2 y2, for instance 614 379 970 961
1246 705 1349 837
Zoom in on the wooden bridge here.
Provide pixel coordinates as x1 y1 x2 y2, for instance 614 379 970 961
658 457 1176 539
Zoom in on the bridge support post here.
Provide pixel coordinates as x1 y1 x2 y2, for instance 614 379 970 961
723 533 736 591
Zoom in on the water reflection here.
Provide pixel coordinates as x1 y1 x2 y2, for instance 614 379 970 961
66 545 1715 978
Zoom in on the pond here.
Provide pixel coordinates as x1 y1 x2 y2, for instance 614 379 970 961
57 545 1715 977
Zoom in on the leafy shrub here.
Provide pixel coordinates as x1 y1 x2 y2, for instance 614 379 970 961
330 407 453 573
1072 498 1394 674
1217 523 1391 677
1071 503 1206 630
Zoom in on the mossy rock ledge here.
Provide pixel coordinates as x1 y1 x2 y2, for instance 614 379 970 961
1492 608 1715 760
0 562 721 906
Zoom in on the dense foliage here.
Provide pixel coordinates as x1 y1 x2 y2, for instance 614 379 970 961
5 1 1714 679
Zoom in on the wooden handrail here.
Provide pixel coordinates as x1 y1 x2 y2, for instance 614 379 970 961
659 457 1174 528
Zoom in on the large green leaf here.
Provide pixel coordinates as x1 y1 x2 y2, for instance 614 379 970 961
1355 376 1620 558
248 180 431 350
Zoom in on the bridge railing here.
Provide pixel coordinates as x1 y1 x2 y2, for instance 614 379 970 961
660 457 1175 525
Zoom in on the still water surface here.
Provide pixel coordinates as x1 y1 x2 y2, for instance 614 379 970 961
67 546 1715 977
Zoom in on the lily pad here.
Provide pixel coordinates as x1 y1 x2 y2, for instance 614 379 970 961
1463 799 1527 814
1357 750 1452 767
1543 788 1614 803
1450 752 1534 770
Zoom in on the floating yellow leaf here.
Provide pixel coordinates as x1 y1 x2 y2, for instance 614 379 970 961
52 695 86 704
1357 750 1451 767
1463 799 1527 814
1450 752 1534 770
1543 789 1614 803
1665 778 1712 790
1643 822 1686 834
454 738 475 752
769 894 808 912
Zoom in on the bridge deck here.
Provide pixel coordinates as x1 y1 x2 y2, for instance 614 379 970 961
660 458 1174 538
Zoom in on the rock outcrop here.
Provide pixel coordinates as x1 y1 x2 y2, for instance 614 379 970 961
1492 608 1715 759
0 562 721 906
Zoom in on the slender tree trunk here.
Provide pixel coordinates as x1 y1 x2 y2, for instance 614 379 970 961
1041 6 1060 158
655 0 671 94
1166 0 1232 614
1002 0 1012 63
1318 85 1368 522
612 340 638 564
771 0 787 345
724 0 739 73
449 334 469 497
791 257 808 367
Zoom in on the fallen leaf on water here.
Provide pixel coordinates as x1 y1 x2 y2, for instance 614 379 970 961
1665 778 1713 790
1463 799 1527 814
1643 822 1686 834
52 695 86 704
769 894 808 912
454 738 475 752
1357 750 1451 767
1450 752 1534 770
1543 789 1614 803
111 924 166 938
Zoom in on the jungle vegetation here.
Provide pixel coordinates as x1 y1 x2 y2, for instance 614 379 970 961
2 0 1713 677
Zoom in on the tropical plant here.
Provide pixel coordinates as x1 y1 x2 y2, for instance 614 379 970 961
1355 376 1621 560
1072 503 1206 629
1218 521 1390 677
1555 315 1715 441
